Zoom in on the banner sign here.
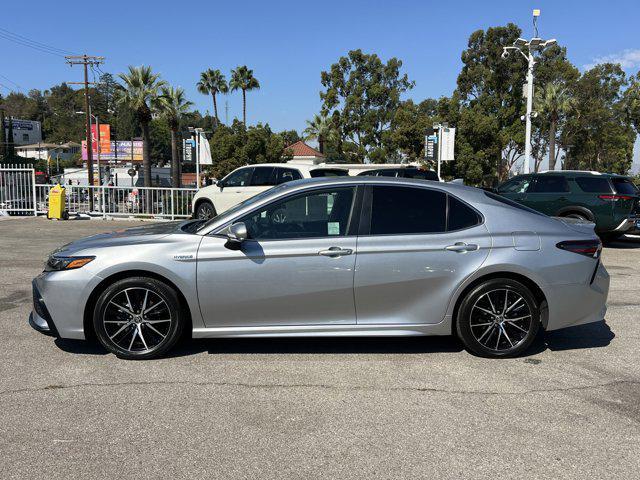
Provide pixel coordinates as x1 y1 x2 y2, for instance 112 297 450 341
82 140 143 161
425 128 437 162
90 124 111 154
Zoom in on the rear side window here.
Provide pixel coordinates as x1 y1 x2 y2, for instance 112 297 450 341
611 178 638 195
310 169 349 177
448 195 481 231
370 186 446 234
497 177 532 194
530 176 570 193
273 167 302 184
404 169 439 181
575 177 612 193
250 167 275 186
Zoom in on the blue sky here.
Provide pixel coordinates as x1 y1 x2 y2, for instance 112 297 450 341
2 0 640 168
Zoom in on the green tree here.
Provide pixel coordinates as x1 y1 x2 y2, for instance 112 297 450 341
320 49 414 163
196 69 228 129
534 82 575 171
303 114 336 154
116 66 166 189
155 86 193 187
230 66 260 126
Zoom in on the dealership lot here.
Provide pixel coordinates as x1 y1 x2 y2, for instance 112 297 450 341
1 217 639 479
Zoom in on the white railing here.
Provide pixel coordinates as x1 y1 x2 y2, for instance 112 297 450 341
0 164 37 216
34 184 198 219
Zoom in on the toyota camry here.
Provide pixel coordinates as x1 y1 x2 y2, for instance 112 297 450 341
30 177 609 359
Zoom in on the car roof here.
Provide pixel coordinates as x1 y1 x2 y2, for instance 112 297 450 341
527 170 631 179
231 163 349 173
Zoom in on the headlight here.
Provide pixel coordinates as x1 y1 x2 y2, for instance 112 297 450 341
44 255 95 272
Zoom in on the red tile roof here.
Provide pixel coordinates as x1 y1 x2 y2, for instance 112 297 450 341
285 140 324 157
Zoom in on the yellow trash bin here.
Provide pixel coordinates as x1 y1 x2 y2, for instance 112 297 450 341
48 184 68 220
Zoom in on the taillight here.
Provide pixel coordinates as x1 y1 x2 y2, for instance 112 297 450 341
556 239 602 258
598 194 633 201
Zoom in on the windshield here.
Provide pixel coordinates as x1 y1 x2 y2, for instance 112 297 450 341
611 178 638 195
195 183 290 233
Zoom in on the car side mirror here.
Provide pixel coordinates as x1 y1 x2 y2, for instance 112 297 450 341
217 180 225 190
225 222 248 249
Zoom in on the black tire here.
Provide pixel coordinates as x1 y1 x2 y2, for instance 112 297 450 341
196 200 216 220
93 277 184 360
562 212 589 221
456 278 540 358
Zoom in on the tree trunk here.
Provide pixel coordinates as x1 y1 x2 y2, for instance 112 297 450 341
548 118 557 171
318 134 324 154
212 93 219 129
242 89 246 125
141 121 152 211
170 128 179 188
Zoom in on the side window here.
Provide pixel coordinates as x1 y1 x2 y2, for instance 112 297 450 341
404 169 439 181
448 195 481 231
530 176 570 193
575 177 612 193
223 168 253 187
370 186 446 235
273 168 303 184
497 177 532 194
377 170 398 177
250 167 275 186
239 187 355 240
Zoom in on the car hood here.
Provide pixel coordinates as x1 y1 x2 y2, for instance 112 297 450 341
53 220 194 255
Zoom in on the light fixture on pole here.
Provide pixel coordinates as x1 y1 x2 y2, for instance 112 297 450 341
501 9 556 174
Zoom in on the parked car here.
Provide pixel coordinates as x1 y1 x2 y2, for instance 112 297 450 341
31 176 608 360
356 166 440 181
495 171 639 240
192 164 349 219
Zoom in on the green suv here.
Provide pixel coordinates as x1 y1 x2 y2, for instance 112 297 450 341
496 171 639 240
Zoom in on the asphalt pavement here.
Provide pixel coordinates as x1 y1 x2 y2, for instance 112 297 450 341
1 217 639 479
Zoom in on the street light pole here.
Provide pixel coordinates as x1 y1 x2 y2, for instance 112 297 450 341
502 10 556 175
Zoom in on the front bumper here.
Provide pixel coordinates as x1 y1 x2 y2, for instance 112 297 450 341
29 280 59 336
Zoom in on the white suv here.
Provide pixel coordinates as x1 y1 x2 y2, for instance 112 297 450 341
192 163 349 219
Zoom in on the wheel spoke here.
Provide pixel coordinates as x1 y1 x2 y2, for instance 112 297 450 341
109 300 133 316
502 290 509 314
485 293 497 314
501 325 514 347
477 324 494 343
473 305 495 316
137 325 149 350
144 319 171 324
124 290 135 313
141 290 149 314
128 327 137 350
144 301 165 315
505 297 523 314
504 320 528 333
144 323 166 338
109 322 131 340
505 315 530 322
104 320 129 324
495 327 502 350
471 322 494 327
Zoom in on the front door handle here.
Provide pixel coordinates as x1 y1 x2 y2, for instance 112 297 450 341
445 242 479 253
319 246 353 257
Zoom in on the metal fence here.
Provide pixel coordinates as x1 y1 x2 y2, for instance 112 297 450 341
33 185 198 219
0 165 37 216
1 164 197 219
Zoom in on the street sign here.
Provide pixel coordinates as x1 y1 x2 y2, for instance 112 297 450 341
183 139 195 163
439 127 456 161
127 168 136 177
425 128 437 162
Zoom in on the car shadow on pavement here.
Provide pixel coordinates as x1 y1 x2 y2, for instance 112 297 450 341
532 320 615 353
54 338 109 355
605 235 640 249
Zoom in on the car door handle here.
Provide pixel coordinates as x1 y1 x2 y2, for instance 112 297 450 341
445 242 479 253
318 247 353 257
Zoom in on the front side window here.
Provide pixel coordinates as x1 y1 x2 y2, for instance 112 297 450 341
223 167 253 187
370 186 446 235
250 167 275 186
497 177 532 194
530 176 570 193
310 168 349 177
238 187 355 240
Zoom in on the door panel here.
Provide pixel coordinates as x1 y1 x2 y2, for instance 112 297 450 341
197 236 357 327
354 225 491 325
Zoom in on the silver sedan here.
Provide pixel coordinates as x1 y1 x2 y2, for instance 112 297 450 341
30 177 609 359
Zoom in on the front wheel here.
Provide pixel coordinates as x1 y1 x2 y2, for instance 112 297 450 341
456 278 540 358
93 277 184 360
195 200 216 220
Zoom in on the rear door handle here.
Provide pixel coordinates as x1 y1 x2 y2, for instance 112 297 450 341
319 247 353 257
445 242 479 253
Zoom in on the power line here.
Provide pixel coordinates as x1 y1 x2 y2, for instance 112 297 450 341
0 73 21 90
0 27 77 57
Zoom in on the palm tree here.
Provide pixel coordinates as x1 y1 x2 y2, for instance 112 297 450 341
303 114 335 154
535 82 574 171
155 86 193 188
116 66 166 193
229 66 260 125
196 69 228 129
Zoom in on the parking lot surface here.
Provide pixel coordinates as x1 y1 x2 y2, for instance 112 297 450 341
1 217 639 479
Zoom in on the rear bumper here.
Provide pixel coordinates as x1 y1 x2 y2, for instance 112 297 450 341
612 217 636 233
545 262 610 331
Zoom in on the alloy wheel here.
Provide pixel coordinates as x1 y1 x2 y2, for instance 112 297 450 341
102 287 172 354
469 288 532 352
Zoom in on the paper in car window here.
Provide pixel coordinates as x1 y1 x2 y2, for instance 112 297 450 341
328 222 340 235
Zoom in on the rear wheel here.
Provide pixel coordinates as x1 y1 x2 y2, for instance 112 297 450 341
562 212 589 221
93 277 184 360
196 200 216 220
456 278 540 358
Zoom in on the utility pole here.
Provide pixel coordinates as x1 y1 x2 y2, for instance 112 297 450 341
65 54 104 210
